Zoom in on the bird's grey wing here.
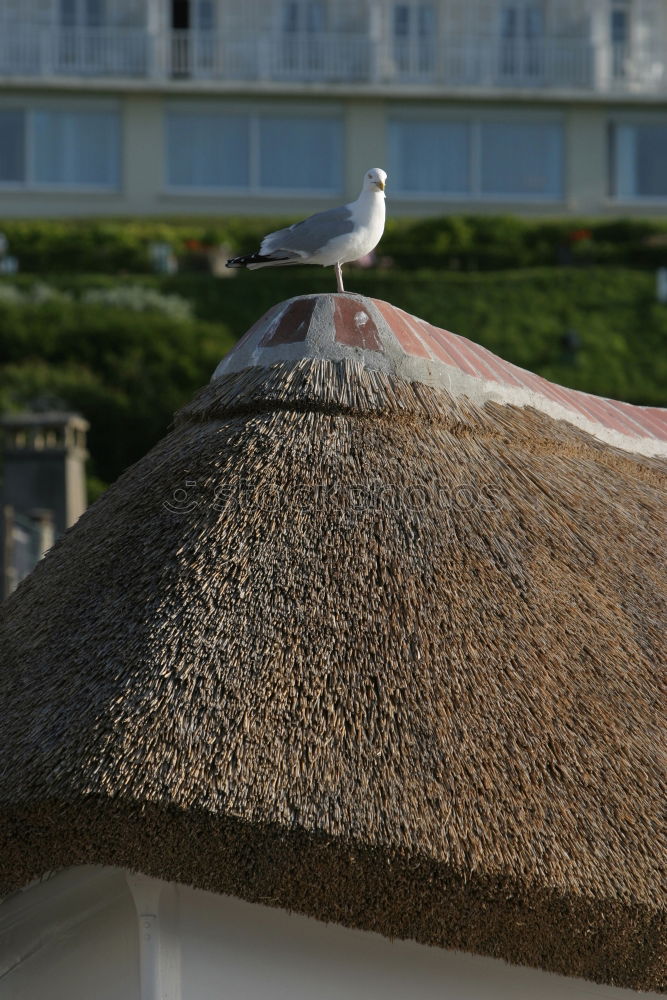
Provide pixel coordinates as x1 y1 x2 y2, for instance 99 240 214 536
260 205 354 257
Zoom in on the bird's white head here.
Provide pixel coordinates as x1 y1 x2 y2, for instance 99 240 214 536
363 167 387 195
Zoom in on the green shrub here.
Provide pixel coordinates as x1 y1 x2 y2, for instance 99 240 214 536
81 285 193 319
0 295 233 486
3 215 667 274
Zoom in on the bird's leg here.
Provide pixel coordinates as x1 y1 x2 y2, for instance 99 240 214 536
335 262 344 293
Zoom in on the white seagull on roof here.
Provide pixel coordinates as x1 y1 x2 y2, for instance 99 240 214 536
226 168 387 293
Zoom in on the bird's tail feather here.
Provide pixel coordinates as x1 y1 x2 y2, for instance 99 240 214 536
226 252 302 269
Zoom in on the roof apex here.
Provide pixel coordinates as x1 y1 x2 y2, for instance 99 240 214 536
213 292 667 459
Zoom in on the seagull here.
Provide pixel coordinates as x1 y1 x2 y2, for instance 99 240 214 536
226 168 387 292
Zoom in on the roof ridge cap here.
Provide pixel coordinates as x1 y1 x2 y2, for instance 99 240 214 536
211 295 667 458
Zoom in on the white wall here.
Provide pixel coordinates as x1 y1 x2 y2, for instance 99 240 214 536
177 879 659 1000
0 869 138 1000
0 866 660 1000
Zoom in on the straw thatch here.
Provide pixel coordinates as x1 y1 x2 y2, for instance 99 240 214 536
0 294 665 993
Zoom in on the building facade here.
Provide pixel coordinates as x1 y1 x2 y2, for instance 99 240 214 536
0 0 666 217
0 411 88 597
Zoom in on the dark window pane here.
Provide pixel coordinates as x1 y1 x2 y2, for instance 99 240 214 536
85 0 105 27
524 7 543 39
501 7 517 38
0 111 25 183
283 2 299 32
306 2 325 33
635 125 667 197
32 110 119 188
394 6 410 37
197 0 215 31
59 0 77 27
481 122 563 198
418 4 435 37
390 120 470 194
167 113 249 189
611 9 629 43
259 116 341 191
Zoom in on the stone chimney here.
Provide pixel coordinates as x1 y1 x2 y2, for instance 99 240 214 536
1 412 88 596
1 411 88 535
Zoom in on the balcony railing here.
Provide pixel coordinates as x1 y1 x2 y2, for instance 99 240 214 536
0 24 665 95
170 30 373 82
0 25 149 77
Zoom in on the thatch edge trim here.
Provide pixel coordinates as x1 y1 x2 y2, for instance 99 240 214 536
1 797 664 993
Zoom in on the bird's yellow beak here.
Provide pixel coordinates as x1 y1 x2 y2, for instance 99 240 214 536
374 179 385 191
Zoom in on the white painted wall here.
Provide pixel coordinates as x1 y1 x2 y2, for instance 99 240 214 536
177 880 659 1000
0 866 659 1000
0 869 138 1000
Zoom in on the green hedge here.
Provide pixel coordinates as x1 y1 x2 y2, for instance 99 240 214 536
0 292 233 488
2 216 667 273
0 267 665 493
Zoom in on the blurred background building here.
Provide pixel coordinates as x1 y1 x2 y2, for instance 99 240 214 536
0 411 88 597
0 0 666 218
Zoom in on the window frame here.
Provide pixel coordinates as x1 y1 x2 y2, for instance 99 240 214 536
608 116 667 203
162 102 345 198
389 109 565 203
0 99 122 193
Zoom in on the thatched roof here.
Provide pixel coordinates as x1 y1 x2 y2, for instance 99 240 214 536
0 293 665 993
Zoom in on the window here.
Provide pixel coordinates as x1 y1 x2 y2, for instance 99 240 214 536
196 0 215 31
390 120 470 194
0 111 25 183
610 0 630 78
166 109 342 193
59 0 77 27
59 0 105 27
612 123 667 199
0 106 120 189
389 117 563 200
500 3 544 78
172 0 190 30
33 110 119 187
166 112 249 188
282 1 326 34
279 2 327 75
258 116 341 191
480 122 562 198
85 0 105 27
610 0 630 43
393 3 435 39
392 3 436 75
501 2 544 40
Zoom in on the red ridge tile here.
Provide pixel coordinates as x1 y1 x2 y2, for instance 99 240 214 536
264 298 316 346
334 298 382 350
